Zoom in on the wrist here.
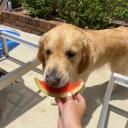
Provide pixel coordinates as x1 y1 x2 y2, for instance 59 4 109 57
73 124 82 128
68 121 82 128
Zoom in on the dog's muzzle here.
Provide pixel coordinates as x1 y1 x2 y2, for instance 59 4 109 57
45 74 61 87
45 67 62 87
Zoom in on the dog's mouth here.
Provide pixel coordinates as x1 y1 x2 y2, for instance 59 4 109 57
43 66 71 88
45 78 69 88
44 73 70 88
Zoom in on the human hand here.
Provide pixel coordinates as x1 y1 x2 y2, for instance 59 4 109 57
56 93 86 128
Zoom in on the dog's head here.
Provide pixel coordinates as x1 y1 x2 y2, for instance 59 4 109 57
38 24 90 88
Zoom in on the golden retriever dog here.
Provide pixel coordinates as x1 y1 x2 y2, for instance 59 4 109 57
38 23 128 88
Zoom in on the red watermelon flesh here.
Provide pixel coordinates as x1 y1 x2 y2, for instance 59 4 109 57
34 78 85 98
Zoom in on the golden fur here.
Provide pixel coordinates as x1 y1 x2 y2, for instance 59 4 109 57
38 23 128 87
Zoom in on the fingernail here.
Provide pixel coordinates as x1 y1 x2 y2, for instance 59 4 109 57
67 92 72 97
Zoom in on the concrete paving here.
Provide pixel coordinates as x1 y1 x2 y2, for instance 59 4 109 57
0 25 127 128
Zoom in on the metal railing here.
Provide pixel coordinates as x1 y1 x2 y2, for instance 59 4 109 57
0 31 42 91
97 73 128 128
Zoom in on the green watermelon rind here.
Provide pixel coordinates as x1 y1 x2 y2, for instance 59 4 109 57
34 78 85 98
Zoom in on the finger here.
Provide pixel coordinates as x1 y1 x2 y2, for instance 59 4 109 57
55 98 64 113
76 93 86 104
55 98 65 105
66 92 73 100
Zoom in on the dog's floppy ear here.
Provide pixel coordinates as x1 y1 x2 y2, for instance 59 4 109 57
37 36 46 70
78 43 90 74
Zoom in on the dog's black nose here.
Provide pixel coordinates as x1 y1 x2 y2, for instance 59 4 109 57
45 74 61 87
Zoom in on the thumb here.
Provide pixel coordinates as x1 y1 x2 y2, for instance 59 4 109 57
55 98 64 113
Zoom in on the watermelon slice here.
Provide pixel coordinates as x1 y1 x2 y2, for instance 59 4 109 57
34 78 85 98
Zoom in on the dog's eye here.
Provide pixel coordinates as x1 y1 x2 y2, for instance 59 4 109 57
46 49 51 55
66 51 76 59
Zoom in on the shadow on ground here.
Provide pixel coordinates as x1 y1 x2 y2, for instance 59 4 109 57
82 82 128 127
0 78 127 128
0 78 46 128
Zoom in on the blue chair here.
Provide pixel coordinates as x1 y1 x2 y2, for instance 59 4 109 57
0 27 20 56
